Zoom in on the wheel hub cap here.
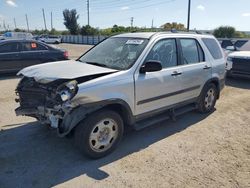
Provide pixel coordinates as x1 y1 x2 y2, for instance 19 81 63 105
205 88 215 109
89 118 118 152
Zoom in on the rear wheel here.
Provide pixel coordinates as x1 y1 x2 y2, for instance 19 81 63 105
74 110 124 159
197 83 218 113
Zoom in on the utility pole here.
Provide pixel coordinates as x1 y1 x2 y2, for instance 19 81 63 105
87 0 90 25
130 17 134 28
13 18 17 29
151 19 154 28
3 20 6 30
25 14 30 32
51 11 53 30
187 0 191 31
42 8 47 30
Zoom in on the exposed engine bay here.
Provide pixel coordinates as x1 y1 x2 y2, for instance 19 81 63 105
15 73 111 130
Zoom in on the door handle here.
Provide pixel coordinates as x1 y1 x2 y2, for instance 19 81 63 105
203 65 211 70
171 71 182 76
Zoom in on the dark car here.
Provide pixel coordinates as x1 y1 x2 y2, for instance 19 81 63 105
0 39 69 74
219 39 233 49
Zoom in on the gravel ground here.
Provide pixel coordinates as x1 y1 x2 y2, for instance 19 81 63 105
0 44 249 188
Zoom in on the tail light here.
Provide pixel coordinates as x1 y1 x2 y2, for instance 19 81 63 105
63 51 69 59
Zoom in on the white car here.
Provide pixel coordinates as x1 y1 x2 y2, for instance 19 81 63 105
39 35 62 44
3 32 33 40
227 51 250 78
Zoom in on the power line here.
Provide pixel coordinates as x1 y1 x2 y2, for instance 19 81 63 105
90 0 154 8
91 0 176 13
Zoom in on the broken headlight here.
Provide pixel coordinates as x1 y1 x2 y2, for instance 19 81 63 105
57 80 78 102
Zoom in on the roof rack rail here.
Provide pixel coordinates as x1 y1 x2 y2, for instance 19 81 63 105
167 29 211 35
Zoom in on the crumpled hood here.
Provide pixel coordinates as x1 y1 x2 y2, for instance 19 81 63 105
18 60 118 83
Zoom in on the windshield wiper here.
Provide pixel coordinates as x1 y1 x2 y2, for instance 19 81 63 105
85 62 108 68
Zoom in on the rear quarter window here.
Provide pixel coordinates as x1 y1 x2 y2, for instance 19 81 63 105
202 38 223 60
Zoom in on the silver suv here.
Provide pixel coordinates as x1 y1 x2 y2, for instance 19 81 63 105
15 32 226 158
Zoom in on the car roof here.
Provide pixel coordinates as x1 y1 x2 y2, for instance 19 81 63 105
112 32 213 39
0 39 38 43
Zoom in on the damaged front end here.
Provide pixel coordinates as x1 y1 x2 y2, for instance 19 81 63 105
15 76 78 129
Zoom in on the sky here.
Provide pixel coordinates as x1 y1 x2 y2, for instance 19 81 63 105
0 0 250 31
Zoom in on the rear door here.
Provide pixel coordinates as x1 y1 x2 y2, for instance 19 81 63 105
19 41 49 68
0 42 21 73
176 38 212 101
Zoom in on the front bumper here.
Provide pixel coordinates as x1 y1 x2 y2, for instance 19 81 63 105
227 70 250 79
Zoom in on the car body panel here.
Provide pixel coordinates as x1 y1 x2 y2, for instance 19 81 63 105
18 60 118 83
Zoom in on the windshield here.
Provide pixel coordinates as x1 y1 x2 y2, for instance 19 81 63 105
79 37 148 70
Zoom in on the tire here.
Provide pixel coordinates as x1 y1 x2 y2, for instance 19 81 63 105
74 110 124 159
197 83 218 113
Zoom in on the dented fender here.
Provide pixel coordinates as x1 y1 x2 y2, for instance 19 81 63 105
57 105 102 137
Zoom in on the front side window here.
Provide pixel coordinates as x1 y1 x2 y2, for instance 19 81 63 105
0 42 19 53
79 37 148 70
145 39 177 68
180 39 202 64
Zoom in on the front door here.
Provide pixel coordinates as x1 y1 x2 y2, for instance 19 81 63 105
0 42 21 73
135 38 183 116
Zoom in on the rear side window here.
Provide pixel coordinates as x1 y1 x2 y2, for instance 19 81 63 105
202 38 223 59
22 42 48 51
0 42 19 53
180 39 204 64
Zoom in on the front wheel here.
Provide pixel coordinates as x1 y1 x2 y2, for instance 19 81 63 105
74 110 124 159
197 83 218 113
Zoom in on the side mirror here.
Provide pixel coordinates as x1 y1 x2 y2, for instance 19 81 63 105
140 60 162 73
225 46 236 51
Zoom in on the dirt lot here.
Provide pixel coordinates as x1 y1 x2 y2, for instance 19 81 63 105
0 44 250 188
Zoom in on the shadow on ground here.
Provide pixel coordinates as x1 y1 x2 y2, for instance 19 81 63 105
0 111 212 188
225 77 250 89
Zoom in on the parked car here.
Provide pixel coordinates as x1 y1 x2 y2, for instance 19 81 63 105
0 35 4 40
38 35 62 44
3 32 33 40
15 32 226 159
226 51 250 78
218 39 233 49
0 39 68 73
234 39 248 49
